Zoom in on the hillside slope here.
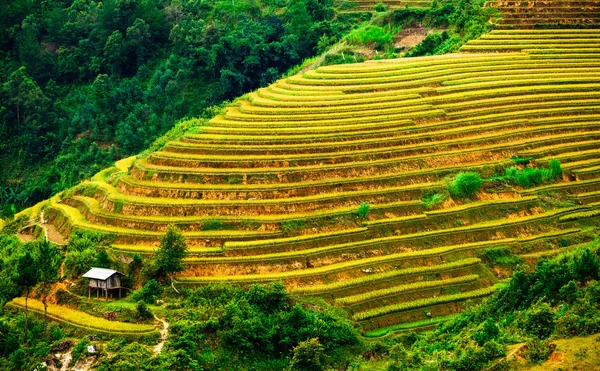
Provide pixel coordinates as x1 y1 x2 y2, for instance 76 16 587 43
14 0 600 333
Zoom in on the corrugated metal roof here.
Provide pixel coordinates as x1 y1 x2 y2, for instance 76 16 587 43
82 267 124 280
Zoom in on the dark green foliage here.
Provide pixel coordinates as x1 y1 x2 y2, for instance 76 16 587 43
473 318 499 345
202 219 223 231
502 160 562 188
160 282 360 370
152 226 188 279
420 190 445 208
289 338 325 371
0 0 355 212
522 302 555 339
375 3 388 12
522 339 554 364
96 248 111 268
356 202 371 218
572 248 600 282
133 279 163 304
481 247 523 268
549 158 563 179
97 342 152 371
0 320 19 358
136 301 153 321
511 156 533 165
448 172 482 199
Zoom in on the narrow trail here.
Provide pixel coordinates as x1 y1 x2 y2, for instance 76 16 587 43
153 315 169 355
40 211 67 245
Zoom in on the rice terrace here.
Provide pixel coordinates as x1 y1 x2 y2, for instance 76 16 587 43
1 0 600 370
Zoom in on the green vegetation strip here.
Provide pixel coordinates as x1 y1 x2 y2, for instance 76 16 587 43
363 315 456 338
10 297 156 334
292 258 482 295
353 287 496 321
335 275 480 305
177 256 481 284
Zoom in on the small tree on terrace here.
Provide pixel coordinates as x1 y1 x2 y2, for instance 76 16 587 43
34 239 61 336
154 226 188 291
13 251 39 343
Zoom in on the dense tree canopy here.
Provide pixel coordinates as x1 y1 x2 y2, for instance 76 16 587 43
0 0 357 213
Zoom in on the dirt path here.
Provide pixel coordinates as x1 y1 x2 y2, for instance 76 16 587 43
17 233 35 243
40 211 67 245
153 315 169 355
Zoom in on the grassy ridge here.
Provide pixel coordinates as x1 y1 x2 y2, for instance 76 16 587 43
10 298 157 334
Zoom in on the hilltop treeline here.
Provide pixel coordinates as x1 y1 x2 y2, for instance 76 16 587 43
0 0 361 214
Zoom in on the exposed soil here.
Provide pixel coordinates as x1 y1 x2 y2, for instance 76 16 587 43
395 27 430 50
41 211 67 245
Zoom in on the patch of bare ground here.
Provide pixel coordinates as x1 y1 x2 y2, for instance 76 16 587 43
395 27 430 50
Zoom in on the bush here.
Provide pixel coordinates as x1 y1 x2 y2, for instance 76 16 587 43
289 338 325 371
374 2 388 12
202 219 223 231
503 160 562 188
521 339 554 364
347 25 393 49
136 301 153 321
549 159 563 179
356 202 370 218
133 279 163 304
522 302 555 339
421 191 445 209
448 172 482 199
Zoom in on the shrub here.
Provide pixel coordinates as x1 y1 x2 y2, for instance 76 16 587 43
511 156 533 165
448 172 482 199
70 339 91 366
136 301 153 321
521 339 554 364
347 25 393 49
549 159 562 179
202 219 223 231
374 2 388 12
522 302 555 339
356 202 370 218
481 247 523 268
421 191 445 209
503 160 561 188
289 338 325 371
133 279 163 304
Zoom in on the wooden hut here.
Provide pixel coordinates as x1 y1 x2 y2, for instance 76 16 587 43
82 268 125 299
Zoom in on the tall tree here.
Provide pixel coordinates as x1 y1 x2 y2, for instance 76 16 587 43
34 239 61 336
154 226 188 292
13 251 39 342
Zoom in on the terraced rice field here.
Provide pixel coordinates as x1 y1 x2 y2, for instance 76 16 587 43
9 298 157 335
342 0 434 12
39 5 600 333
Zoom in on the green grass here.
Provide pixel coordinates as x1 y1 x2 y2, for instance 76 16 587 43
10 297 157 334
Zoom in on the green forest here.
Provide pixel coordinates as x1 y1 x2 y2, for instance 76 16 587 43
0 0 361 214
